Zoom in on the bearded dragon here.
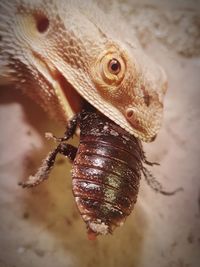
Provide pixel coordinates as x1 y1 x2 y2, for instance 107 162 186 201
0 0 167 142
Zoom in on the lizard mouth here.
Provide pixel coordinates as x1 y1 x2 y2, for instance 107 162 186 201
33 53 84 121
52 71 84 115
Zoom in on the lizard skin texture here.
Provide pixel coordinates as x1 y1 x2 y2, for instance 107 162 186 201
0 0 168 142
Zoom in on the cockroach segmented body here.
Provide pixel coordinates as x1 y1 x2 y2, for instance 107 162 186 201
72 112 143 236
19 109 181 238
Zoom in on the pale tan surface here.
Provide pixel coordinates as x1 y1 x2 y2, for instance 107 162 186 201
0 1 200 267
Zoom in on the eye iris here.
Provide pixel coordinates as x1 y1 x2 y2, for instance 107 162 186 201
108 59 121 74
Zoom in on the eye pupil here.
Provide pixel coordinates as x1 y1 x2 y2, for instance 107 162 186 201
111 61 119 71
108 58 121 74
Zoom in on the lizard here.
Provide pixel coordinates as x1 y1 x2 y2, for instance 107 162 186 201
0 0 168 143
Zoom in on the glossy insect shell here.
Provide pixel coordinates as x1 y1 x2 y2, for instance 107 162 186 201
71 112 144 236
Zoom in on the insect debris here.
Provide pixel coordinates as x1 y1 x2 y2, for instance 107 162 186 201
19 108 182 238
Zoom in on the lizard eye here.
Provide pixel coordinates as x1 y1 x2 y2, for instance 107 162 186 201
98 53 126 85
108 58 121 75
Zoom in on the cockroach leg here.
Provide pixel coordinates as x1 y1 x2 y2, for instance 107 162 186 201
48 113 79 143
19 113 79 188
142 167 183 196
19 143 77 188
141 149 159 166
144 159 160 166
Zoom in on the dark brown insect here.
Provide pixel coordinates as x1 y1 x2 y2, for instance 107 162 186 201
19 108 181 238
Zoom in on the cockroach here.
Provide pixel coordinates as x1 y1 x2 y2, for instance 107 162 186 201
19 108 181 238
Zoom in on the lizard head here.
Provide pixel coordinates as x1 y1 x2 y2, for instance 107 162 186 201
0 0 167 142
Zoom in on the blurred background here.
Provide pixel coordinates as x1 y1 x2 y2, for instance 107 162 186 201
0 0 200 266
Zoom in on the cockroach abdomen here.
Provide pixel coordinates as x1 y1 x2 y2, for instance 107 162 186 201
71 112 143 236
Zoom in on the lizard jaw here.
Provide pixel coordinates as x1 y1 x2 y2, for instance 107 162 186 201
32 53 83 121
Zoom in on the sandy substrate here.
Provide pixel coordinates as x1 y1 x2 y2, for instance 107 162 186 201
0 0 200 267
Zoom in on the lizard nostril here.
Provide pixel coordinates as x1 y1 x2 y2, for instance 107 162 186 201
35 14 50 33
126 109 134 119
